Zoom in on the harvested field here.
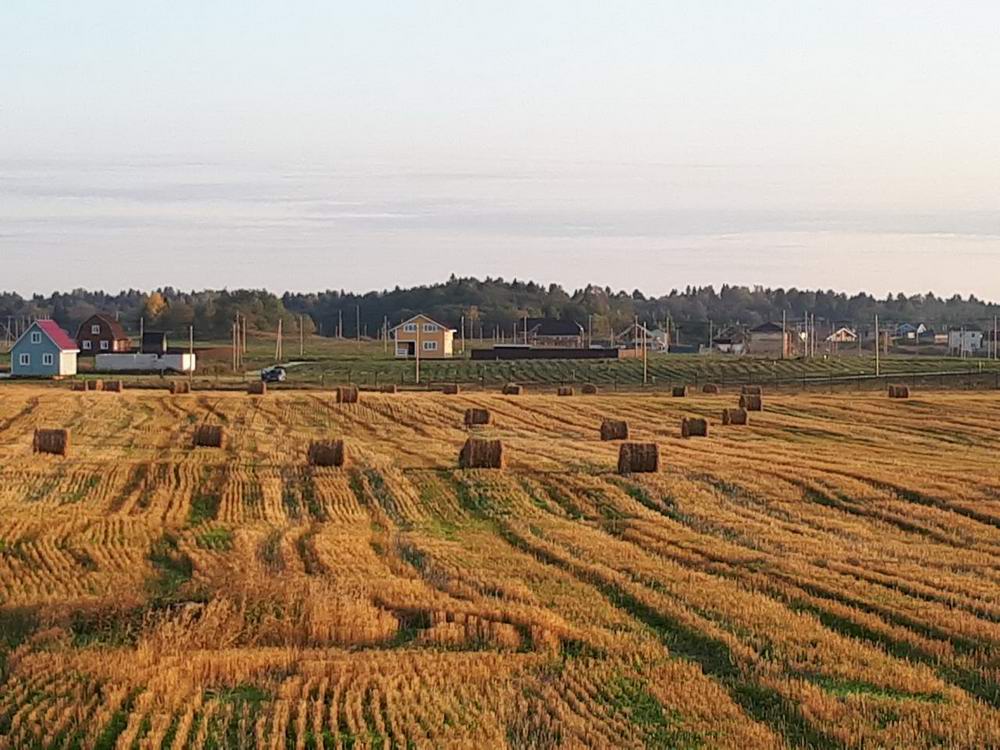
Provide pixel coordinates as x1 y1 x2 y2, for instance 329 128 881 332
0 385 999 749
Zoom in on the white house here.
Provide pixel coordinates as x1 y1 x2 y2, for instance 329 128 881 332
948 330 983 356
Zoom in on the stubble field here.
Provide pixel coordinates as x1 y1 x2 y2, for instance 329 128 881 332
0 385 998 749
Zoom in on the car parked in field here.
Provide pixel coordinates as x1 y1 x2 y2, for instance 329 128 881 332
261 366 286 383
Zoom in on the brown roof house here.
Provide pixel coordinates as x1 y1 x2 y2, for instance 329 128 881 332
747 321 794 359
76 314 132 355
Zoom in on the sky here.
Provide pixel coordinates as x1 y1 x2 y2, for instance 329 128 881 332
2 1 999 298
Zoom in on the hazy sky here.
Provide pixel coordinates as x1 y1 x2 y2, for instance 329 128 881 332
2 1 999 297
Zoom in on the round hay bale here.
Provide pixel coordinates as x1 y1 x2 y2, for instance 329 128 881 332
681 417 709 438
459 438 505 469
308 439 345 467
721 407 748 426
33 429 69 456
501 383 523 396
557 386 574 397
888 384 910 399
464 408 492 427
248 381 267 395
617 442 659 474
741 385 763 396
170 381 191 395
442 383 461 395
71 381 87 392
739 394 763 411
672 386 688 397
336 385 359 403
581 384 599 395
193 425 224 449
380 384 398 394
600 419 629 441
85 380 104 392
105 380 124 393
702 384 720 394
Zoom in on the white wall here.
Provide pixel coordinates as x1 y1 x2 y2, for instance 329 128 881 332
95 353 196 372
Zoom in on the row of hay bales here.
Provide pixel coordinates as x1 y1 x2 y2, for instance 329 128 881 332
71 380 124 393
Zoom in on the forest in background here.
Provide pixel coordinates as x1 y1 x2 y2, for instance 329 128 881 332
2 275 999 342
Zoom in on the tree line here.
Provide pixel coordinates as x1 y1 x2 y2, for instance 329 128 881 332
3 276 999 343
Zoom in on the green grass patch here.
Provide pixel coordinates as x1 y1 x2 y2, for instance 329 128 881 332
604 676 702 749
196 526 234 551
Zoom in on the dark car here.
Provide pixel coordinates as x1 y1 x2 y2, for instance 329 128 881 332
261 366 287 383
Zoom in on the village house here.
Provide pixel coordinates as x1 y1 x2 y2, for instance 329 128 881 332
390 314 455 359
524 318 585 348
712 328 747 354
825 326 858 344
76 313 132 355
747 321 794 358
11 320 79 378
948 329 983 357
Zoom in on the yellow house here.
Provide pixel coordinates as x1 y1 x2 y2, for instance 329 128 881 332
390 314 455 359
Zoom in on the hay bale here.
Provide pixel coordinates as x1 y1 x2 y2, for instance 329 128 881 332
380 384 398 394
336 385 359 403
739 394 763 411
722 408 748 426
71 381 86 392
104 380 124 393
581 384 598 395
308 439 345 467
741 385 763 396
672 386 688 397
248 381 267 395
170 381 191 395
600 419 629 441
557 386 574 397
888 384 911 399
193 425 224 448
502 383 523 395
464 408 492 427
681 417 709 438
33 429 69 456
442 383 461 395
459 438 505 469
702 384 720 394
85 380 104 392
617 442 659 474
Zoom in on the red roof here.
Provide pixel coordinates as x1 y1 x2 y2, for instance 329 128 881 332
35 320 79 351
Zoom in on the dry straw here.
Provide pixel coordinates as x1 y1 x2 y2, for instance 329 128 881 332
600 419 629 441
722 407 748 425
248 381 267 395
193 425 224 448
888 385 911 399
442 384 461 395
308 439 346 467
33 429 69 456
702 384 720 394
464 408 492 427
617 442 659 474
739 394 763 411
672 386 688 397
337 385 359 403
582 384 599 394
169 381 191 395
459 438 505 469
681 417 709 438
502 383 523 395
557 386 574 396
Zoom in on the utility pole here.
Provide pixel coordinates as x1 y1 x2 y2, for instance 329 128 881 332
461 314 465 354
275 319 283 363
588 314 593 348
299 315 304 358
781 310 787 359
642 321 648 386
708 318 713 353
383 315 389 354
188 325 194 384
415 320 421 385
338 309 343 339
875 313 880 376
356 305 361 348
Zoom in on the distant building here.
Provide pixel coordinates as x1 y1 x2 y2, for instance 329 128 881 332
712 328 747 354
11 320 79 378
948 329 983 356
525 318 585 348
76 313 131 355
390 314 455 359
747 322 793 358
95 352 196 373
826 327 858 344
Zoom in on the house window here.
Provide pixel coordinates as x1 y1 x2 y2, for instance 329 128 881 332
423 341 438 351
423 323 439 332
31 332 42 344
82 340 92 351
91 324 101 335
100 340 109 351
403 323 417 333
19 353 30 367
42 353 54 366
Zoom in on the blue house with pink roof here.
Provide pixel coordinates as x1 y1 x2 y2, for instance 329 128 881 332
11 320 79 378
